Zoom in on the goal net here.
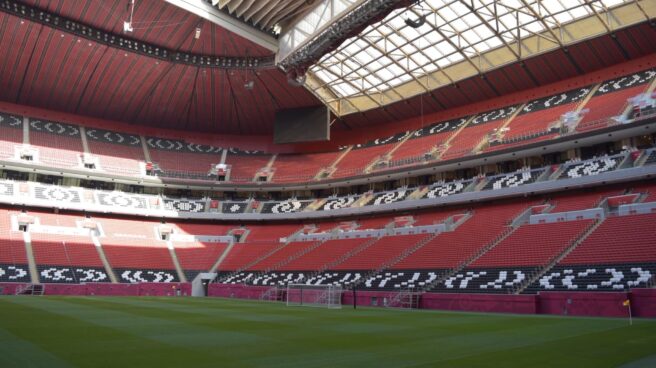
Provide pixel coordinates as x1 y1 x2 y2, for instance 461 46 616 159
286 284 343 309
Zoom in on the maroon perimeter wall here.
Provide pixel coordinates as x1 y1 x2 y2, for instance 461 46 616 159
207 284 655 318
2 282 654 318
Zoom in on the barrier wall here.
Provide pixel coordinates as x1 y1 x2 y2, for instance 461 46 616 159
0 282 191 296
208 283 271 300
341 290 398 307
537 291 629 317
629 288 656 318
1 282 653 319
420 293 537 314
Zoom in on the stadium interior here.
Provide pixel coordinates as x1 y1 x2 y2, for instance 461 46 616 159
1 0 656 323
3 1 656 366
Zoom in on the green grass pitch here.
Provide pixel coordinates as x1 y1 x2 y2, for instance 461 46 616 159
0 296 655 368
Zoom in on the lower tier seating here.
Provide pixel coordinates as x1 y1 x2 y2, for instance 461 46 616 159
525 263 656 292
429 267 537 294
174 241 229 280
331 234 427 271
469 220 594 268
217 242 283 271
559 214 656 265
0 236 30 283
31 233 108 283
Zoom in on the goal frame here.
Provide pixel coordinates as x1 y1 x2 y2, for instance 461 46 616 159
286 283 343 309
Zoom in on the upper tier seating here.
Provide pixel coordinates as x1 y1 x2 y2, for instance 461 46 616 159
576 69 655 131
441 106 517 160
147 137 223 178
29 119 83 168
0 67 653 186
0 113 23 160
388 118 467 166
332 144 395 178
272 151 340 182
87 128 144 175
224 149 272 182
489 86 591 147
389 131 452 166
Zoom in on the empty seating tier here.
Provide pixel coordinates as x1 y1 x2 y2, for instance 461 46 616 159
30 233 108 283
560 214 656 265
332 144 394 178
331 234 426 271
28 119 83 168
0 113 23 160
96 218 178 283
224 152 272 182
469 220 594 268
273 151 340 182
174 241 228 280
392 202 529 270
217 242 282 271
279 238 371 271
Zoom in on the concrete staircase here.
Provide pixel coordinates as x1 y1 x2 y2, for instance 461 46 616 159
91 234 118 283
22 232 39 284
166 242 187 283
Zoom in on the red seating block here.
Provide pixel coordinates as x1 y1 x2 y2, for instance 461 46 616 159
280 238 371 271
470 220 593 268
88 141 143 175
30 132 83 168
333 234 426 270
272 151 340 182
30 233 103 267
224 154 272 182
562 214 656 265
174 241 228 271
332 144 393 178
392 202 530 269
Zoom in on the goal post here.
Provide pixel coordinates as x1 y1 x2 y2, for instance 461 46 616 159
286 284 343 309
